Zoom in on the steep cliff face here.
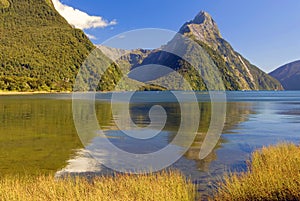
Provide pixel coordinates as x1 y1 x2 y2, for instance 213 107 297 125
177 11 283 90
269 60 300 90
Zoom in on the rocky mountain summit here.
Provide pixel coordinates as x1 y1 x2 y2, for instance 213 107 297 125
180 11 221 49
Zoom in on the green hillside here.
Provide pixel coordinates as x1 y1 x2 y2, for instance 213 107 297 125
0 0 96 91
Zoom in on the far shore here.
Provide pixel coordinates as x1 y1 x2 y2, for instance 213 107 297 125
0 91 72 95
0 90 289 96
0 91 129 95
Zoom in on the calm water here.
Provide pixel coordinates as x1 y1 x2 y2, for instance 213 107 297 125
1 91 300 195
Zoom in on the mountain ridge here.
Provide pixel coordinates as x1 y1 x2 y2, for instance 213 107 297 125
109 11 282 91
269 60 300 90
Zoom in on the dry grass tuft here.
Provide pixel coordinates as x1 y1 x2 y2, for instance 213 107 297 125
211 143 300 201
0 0 9 8
0 170 196 201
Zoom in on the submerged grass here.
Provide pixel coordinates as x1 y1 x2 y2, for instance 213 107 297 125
0 170 196 201
212 143 300 201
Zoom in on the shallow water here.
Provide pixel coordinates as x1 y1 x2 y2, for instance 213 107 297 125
1 91 300 196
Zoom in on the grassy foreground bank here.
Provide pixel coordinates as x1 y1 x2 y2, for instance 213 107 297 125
0 171 195 201
1 143 300 201
212 143 300 201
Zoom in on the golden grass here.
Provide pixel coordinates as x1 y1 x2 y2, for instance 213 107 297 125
0 0 9 8
211 143 300 201
0 171 196 201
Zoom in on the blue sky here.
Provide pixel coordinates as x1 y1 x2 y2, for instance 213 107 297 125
57 0 300 72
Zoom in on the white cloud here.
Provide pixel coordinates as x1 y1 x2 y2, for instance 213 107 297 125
52 0 116 30
85 33 97 40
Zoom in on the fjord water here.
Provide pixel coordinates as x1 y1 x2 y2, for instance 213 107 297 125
1 91 300 193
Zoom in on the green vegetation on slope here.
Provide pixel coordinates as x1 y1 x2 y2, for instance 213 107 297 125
0 0 124 92
212 143 300 201
0 0 167 92
193 39 241 90
195 38 282 91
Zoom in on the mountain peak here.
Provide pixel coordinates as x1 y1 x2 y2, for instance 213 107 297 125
192 11 214 25
179 11 221 49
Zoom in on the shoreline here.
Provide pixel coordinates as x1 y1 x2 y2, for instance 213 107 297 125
0 91 72 96
0 90 292 96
